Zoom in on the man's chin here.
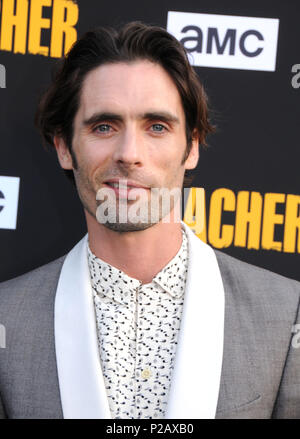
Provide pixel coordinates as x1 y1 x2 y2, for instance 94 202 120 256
101 220 157 233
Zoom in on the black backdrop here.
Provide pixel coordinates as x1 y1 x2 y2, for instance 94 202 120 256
0 0 299 282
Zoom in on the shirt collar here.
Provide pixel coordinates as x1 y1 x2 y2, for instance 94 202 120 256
87 226 188 305
151 228 188 298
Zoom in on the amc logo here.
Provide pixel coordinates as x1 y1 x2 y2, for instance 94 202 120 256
167 11 279 71
0 176 20 230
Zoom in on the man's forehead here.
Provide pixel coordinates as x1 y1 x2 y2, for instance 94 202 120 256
77 60 183 118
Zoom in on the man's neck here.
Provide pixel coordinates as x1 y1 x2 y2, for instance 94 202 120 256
86 211 183 284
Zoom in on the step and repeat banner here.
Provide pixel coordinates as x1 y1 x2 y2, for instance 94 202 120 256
0 0 299 282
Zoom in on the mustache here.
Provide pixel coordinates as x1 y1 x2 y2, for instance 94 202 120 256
95 171 153 187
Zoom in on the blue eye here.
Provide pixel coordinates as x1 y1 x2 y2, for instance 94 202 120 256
95 124 111 132
151 124 165 132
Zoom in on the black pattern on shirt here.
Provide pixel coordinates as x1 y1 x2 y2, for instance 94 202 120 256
87 227 188 419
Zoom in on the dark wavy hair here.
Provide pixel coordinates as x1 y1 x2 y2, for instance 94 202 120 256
35 21 214 186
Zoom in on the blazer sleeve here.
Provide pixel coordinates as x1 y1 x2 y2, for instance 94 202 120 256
272 294 300 418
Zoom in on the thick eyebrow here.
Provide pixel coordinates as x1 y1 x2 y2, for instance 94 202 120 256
82 111 180 127
140 111 180 125
83 112 123 127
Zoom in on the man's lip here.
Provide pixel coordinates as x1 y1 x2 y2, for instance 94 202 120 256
103 179 150 189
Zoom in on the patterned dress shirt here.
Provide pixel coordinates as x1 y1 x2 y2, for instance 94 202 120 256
87 226 188 419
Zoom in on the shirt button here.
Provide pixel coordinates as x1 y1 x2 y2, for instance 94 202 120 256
141 368 151 379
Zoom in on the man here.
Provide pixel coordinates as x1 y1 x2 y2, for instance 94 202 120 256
0 22 300 419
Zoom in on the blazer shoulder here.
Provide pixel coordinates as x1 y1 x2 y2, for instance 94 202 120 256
0 255 67 305
214 249 300 304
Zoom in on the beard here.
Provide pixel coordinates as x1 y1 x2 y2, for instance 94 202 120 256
95 186 182 233
101 221 154 233
72 157 184 233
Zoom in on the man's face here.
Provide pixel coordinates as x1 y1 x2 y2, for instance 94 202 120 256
55 60 199 232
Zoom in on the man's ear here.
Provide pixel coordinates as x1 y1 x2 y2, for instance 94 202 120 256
53 135 73 170
184 133 200 170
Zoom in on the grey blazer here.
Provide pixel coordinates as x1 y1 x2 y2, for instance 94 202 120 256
0 250 300 419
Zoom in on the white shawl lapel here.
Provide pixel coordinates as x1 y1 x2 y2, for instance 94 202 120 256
165 222 225 418
54 233 111 419
55 221 225 419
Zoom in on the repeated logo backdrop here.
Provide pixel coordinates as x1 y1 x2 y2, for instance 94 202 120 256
0 0 299 282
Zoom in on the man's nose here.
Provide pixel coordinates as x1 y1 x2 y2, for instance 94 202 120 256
113 128 143 167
